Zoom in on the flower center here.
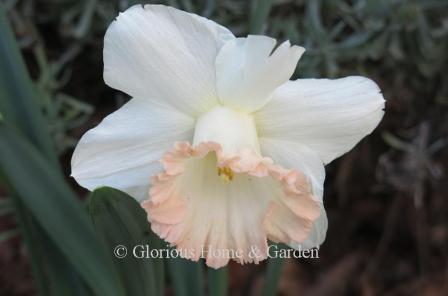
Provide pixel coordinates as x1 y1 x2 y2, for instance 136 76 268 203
193 105 261 156
217 166 234 181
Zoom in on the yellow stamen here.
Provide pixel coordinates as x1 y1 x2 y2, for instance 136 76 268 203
217 166 234 181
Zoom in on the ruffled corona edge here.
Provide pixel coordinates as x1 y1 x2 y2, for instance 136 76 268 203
141 141 321 268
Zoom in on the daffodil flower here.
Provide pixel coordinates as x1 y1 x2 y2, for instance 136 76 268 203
71 4 385 268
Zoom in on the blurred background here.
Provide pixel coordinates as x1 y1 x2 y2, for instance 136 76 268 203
1 0 448 295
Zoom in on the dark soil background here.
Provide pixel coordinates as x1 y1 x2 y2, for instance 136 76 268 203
1 0 448 295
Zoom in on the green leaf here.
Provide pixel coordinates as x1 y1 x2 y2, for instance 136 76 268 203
88 187 165 296
0 173 88 296
16 206 91 296
0 4 58 168
207 267 228 296
167 258 204 296
0 5 99 295
0 123 123 296
249 0 273 34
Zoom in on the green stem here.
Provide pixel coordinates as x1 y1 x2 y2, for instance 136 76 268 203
167 258 204 296
208 266 228 296
262 257 285 296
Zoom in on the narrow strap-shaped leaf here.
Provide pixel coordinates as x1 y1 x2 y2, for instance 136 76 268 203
249 0 273 34
0 6 97 295
1 172 89 296
19 211 90 296
88 187 165 296
0 123 123 296
0 4 58 168
208 266 228 296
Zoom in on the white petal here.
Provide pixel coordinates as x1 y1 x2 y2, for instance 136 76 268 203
255 76 385 164
215 35 304 113
71 98 195 201
259 138 328 249
104 4 234 117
